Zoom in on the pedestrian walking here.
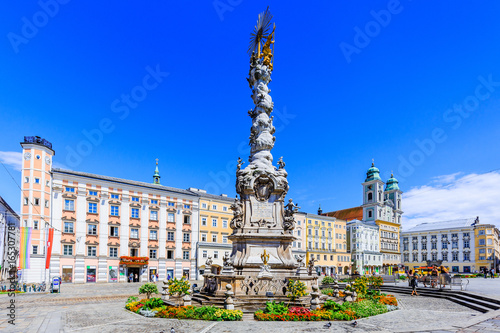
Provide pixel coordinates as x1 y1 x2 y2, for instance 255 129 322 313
411 272 419 296
490 268 495 279
484 267 488 279
134 273 138 282
128 273 133 283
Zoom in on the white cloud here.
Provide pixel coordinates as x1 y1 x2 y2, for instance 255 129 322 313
402 171 500 230
0 151 22 171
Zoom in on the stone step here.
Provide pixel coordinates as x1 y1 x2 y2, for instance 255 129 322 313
380 286 497 313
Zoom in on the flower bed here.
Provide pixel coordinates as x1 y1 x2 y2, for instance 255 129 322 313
125 298 242 321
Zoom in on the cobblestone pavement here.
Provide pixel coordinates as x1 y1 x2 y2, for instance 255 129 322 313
0 284 498 332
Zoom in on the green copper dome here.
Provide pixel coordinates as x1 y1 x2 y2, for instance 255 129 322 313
385 173 399 191
365 162 381 182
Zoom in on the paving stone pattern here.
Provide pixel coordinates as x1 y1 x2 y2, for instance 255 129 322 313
1 282 500 332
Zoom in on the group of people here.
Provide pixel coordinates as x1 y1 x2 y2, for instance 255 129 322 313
481 267 496 278
406 265 451 296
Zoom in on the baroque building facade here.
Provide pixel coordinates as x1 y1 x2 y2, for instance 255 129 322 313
402 218 500 273
305 213 349 275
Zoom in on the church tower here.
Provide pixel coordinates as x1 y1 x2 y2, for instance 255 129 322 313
361 162 385 222
153 159 161 184
384 173 403 224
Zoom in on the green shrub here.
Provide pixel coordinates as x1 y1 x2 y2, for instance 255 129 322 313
264 301 288 315
126 296 138 304
139 283 159 299
322 299 342 311
345 299 388 318
143 297 164 310
322 276 335 284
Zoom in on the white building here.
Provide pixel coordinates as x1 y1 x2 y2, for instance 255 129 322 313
347 219 382 274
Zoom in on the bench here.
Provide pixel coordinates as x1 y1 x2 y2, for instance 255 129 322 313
383 275 403 285
450 276 469 291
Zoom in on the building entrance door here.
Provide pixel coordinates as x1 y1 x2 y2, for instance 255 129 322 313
127 267 140 282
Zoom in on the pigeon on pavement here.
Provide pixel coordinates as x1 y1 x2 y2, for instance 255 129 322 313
323 322 332 328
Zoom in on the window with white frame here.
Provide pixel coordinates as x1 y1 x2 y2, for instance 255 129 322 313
63 244 73 255
183 204 190 209
33 220 38 230
131 208 139 218
201 203 207 209
201 217 207 226
65 187 75 193
150 249 157 259
150 199 158 205
222 220 228 228
212 219 217 227
214 251 219 259
110 226 119 237
183 251 189 260
183 233 190 242
168 213 175 222
167 231 174 241
150 210 158 221
88 202 97 214
222 235 228 243
201 233 207 242
132 197 139 202
110 205 119 216
87 224 97 235
111 193 119 199
64 222 74 233
222 206 227 212
87 246 96 256
110 247 118 257
130 228 139 239
89 190 98 196
32 245 38 254
150 230 158 240
168 202 175 207
212 234 217 242
212 204 217 210
64 199 74 211
202 250 207 258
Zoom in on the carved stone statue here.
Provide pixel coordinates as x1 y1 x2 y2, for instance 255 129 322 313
295 254 305 268
277 156 285 169
237 157 245 171
229 198 244 230
223 252 233 268
308 255 318 276
284 198 300 216
205 256 213 267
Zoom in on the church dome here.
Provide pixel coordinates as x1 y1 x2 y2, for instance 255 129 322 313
365 162 381 182
385 174 399 191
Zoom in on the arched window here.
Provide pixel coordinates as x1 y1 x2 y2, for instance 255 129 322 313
367 192 373 201
378 192 382 201
368 210 373 218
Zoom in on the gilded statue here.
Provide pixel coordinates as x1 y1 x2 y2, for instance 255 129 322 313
261 249 270 265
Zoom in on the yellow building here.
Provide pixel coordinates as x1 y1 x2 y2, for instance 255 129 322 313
474 223 500 272
305 213 349 275
190 189 234 279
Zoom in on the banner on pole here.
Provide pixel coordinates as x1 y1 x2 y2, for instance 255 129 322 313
19 227 32 269
45 228 54 269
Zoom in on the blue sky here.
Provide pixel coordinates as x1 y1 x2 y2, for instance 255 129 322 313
1 1 499 226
